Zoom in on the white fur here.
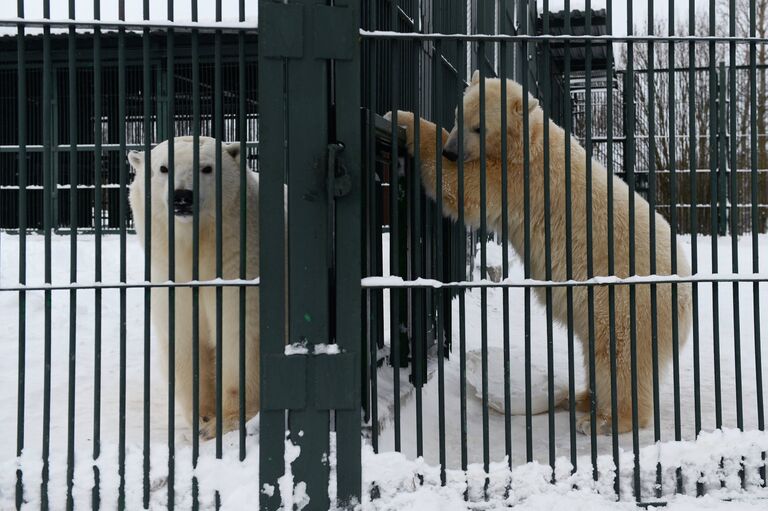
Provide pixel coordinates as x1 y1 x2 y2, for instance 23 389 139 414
128 136 259 438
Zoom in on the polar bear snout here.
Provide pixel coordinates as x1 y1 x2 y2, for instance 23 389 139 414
173 188 194 217
442 146 458 162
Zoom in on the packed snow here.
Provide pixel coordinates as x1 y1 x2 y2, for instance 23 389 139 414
0 232 766 509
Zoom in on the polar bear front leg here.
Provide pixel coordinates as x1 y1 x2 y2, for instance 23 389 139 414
383 110 465 222
199 286 259 439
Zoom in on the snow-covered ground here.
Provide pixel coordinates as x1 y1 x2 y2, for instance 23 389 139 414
0 232 766 509
377 234 768 469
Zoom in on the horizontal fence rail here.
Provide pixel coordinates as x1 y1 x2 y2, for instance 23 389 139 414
1 1 767 510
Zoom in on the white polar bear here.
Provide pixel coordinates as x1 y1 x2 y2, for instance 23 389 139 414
128 136 259 438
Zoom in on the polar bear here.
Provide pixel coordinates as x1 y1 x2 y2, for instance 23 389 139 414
128 136 259 438
388 72 693 434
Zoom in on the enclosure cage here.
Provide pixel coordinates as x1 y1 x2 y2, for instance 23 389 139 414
1 0 767 510
0 31 259 232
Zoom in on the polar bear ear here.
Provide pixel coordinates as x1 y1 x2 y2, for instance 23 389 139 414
511 94 540 116
127 150 144 171
470 69 480 85
224 142 241 164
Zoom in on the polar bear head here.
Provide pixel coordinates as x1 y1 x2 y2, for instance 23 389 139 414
128 136 241 226
442 72 540 164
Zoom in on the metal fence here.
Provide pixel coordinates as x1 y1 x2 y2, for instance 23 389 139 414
0 32 258 232
0 0 767 510
358 0 766 508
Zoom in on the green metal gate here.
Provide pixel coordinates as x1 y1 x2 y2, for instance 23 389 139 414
257 1 362 508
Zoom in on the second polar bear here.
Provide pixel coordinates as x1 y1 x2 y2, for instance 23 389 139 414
389 72 692 434
129 136 259 438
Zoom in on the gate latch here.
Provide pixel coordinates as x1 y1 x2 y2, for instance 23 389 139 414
328 142 351 198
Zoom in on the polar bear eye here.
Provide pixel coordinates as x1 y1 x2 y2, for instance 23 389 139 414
201 166 213 175
160 165 169 174
472 126 482 134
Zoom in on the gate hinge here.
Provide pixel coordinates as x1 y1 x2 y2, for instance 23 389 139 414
328 142 351 198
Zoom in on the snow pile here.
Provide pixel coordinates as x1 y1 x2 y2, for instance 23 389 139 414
362 429 768 509
465 347 569 415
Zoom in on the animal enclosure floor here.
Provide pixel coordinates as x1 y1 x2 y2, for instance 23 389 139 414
0 232 767 508
375 233 768 469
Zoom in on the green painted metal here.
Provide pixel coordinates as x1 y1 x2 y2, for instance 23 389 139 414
41 0 53 506
66 1 79 508
191 3 202 506
688 0 703 458
749 0 766 487
541 1 556 478
709 3 723 435
645 0 663 497
258 1 362 508
257 0 288 499
604 0 621 496
667 0 682 496
117 2 128 506
14 0 26 507
141 5 153 503
92 0 103 506
388 0 402 453
584 3 599 481
625 0 642 500
165 0 177 506
519 0 534 466
563 1 578 476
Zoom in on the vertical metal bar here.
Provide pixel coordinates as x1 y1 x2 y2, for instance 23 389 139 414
214 2 224 470
584 1 599 481
563 0 577 474
365 25 379 453
117 1 128 507
141 0 153 504
749 0 766 487
709 0 723 433
605 0 620 498
645 0 662 497
191 2 202 506
41 0 53 507
166 0 177 506
498 4 512 473
519 0 533 465
411 12 423 463
238 0 248 462
66 0 79 507
15 0 26 507
626 0 642 500
333 2 363 504
92 0 103 506
456 38 468 474
688 0 702 448
668 0 683 496
258 2 288 508
728 0 744 443
285 0 331 504
433 37 447 486
388 0 401 453
478 43 491 482
542 0 556 478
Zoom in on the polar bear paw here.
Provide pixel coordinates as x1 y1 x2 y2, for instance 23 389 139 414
382 110 417 156
199 414 241 440
576 413 612 436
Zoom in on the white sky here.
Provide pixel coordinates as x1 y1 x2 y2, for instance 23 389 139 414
541 0 710 36
6 0 704 32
